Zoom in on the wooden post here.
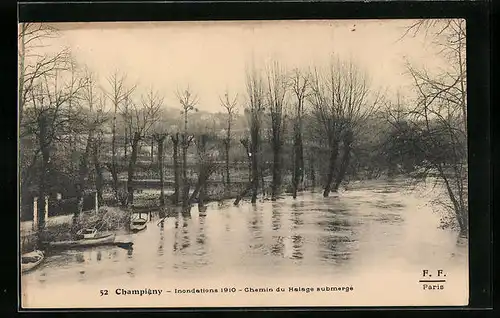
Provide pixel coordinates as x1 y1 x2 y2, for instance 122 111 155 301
32 197 38 230
44 196 49 223
95 191 99 214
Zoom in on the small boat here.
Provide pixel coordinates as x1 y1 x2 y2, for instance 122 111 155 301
46 233 116 249
77 228 98 239
21 250 44 273
130 217 147 232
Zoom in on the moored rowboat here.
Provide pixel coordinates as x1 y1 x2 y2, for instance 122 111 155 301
130 218 147 232
46 233 115 249
77 228 98 239
21 250 44 273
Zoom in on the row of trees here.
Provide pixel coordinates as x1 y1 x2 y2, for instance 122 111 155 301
232 59 381 205
19 19 468 236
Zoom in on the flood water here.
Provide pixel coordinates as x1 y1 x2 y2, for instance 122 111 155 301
21 178 469 308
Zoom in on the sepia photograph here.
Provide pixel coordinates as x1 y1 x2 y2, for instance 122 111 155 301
19 19 469 308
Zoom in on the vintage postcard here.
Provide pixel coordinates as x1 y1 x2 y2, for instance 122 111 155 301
19 20 469 308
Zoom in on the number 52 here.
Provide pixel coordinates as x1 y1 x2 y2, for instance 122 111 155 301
100 289 109 296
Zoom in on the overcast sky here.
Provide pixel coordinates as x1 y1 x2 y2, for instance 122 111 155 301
44 20 446 113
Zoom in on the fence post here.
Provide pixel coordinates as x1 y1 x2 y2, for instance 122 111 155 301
44 196 49 223
95 191 99 214
32 197 38 230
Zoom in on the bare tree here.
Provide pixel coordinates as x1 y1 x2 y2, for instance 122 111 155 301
176 86 198 207
332 61 380 192
219 91 238 187
188 134 219 209
104 72 136 203
91 92 108 207
121 95 133 161
124 86 163 205
74 69 108 221
309 58 378 196
246 65 266 203
18 23 69 125
240 136 252 181
289 68 309 198
18 23 71 214
265 61 288 201
309 64 342 197
170 132 181 205
402 19 468 236
153 132 168 206
23 58 87 232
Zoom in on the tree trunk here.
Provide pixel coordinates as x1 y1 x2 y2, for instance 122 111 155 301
182 183 190 208
75 131 94 218
37 128 50 232
310 154 316 188
298 139 304 183
198 185 206 210
181 134 189 207
261 165 266 198
437 165 468 235
111 105 119 201
234 183 252 205
292 122 304 199
124 131 128 160
332 129 353 192
240 138 253 187
251 148 259 204
74 183 84 223
92 138 104 205
225 140 230 186
323 141 339 197
171 133 180 205
197 135 208 208
271 142 282 201
189 182 202 206
333 146 352 192
37 160 48 233
151 136 154 163
127 132 141 205
157 135 166 206
189 167 214 206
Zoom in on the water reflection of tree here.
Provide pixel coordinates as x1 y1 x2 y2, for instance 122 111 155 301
271 202 281 231
291 235 304 259
271 237 283 256
194 212 208 266
270 202 283 256
270 203 306 259
290 202 305 259
157 219 164 256
248 205 264 252
196 212 206 246
317 208 356 264
173 208 191 252
291 202 305 229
